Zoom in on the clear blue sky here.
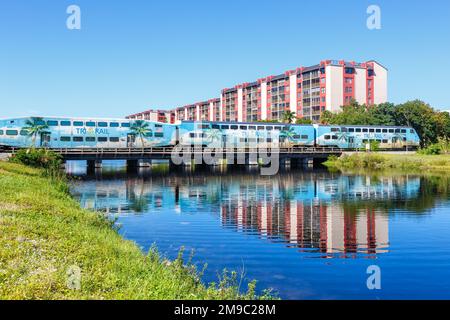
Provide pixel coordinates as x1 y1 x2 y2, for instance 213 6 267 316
1 0 449 118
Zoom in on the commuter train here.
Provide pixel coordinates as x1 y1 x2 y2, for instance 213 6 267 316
0 116 421 150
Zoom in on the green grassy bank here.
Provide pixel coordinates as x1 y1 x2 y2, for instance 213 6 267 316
324 152 450 172
0 161 263 300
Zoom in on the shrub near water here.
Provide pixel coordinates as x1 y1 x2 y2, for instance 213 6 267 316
325 153 450 172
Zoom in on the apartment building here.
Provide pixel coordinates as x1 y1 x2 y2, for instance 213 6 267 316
127 60 387 123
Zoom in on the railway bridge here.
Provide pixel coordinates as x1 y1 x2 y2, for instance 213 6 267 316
2 146 344 170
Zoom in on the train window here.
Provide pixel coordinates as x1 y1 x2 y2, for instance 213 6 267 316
230 125 238 130
369 128 375 133
6 130 18 136
212 124 220 129
98 122 108 127
377 139 382 143
341 127 348 132
109 137 120 142
61 121 71 126
144 132 153 137
0 130 3 135
331 128 340 132
274 127 282 131
403 137 407 141
324 135 331 140
331 135 338 140
109 122 119 127
382 129 388 133
200 133 207 138
240 138 246 143
60 137 71 142
355 128 361 133
189 133 196 138
258 138 265 142
47 120 58 126
20 130 28 136
401 129 407 133
86 137 96 142
73 137 83 142
221 125 229 130
98 137 107 142
121 123 131 128
348 128 355 132
240 126 247 130
266 126 273 131
248 138 256 143
362 128 368 133
389 129 394 133
376 129 381 133
257 126 265 130
301 135 309 140
73 121 84 127
155 124 163 128
86 122 96 127
249 126 256 130
382 139 388 143
154 132 164 137
410 129 415 133
395 129 401 133
198 124 209 129
267 138 272 142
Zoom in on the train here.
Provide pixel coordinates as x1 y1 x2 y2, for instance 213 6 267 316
0 116 421 150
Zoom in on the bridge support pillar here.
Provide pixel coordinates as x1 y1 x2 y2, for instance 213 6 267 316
126 160 138 168
87 160 102 170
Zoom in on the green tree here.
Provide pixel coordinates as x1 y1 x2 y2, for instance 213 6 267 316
22 117 49 147
130 120 152 147
395 100 438 147
295 117 313 125
282 111 296 124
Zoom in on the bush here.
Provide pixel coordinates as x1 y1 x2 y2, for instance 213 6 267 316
418 144 442 155
10 148 62 172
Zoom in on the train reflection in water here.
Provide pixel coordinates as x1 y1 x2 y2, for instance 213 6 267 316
71 167 421 257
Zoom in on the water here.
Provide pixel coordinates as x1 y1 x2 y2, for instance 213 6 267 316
68 161 450 299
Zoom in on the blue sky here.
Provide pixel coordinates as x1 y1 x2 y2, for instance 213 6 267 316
1 0 449 118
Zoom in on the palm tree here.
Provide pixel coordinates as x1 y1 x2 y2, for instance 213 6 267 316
22 117 49 147
130 120 152 148
282 111 296 124
205 128 222 145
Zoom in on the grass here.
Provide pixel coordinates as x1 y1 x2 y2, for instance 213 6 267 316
0 161 268 300
324 152 450 173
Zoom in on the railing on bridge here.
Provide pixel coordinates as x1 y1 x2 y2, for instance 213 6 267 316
4 146 344 156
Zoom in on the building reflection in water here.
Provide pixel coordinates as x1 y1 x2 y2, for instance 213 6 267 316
71 167 422 258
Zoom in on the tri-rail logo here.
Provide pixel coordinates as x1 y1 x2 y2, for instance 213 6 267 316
75 128 109 135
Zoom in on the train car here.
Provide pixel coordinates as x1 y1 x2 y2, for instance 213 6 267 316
0 117 176 149
316 125 420 150
178 121 316 148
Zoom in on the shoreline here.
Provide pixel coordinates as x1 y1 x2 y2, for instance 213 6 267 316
0 161 262 300
323 152 450 173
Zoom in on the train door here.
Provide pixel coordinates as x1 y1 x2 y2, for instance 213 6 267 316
175 126 180 145
40 132 51 148
127 134 136 148
348 137 355 149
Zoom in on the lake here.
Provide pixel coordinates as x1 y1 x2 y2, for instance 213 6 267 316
67 161 450 299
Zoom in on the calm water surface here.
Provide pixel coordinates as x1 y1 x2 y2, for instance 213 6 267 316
68 161 450 299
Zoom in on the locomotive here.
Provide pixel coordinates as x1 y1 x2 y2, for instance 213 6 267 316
0 116 421 150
